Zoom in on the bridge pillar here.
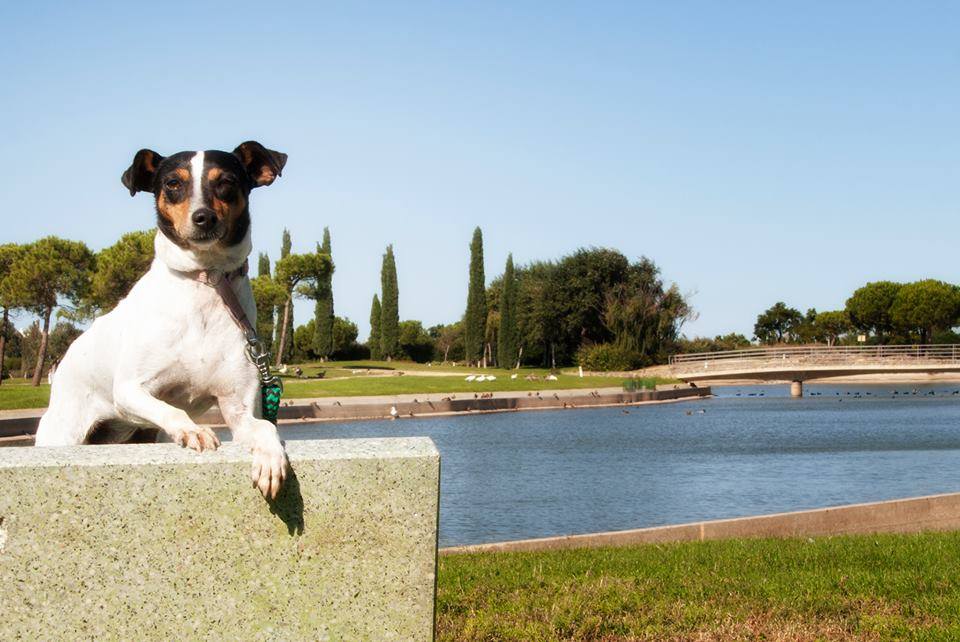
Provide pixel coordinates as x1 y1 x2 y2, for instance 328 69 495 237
790 380 803 398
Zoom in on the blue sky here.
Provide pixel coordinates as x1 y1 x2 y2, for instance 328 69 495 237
2 2 957 340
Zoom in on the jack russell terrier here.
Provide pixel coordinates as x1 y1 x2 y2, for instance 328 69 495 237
35 141 289 499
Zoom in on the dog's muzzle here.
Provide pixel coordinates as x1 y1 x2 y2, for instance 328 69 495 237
188 208 223 242
191 208 218 231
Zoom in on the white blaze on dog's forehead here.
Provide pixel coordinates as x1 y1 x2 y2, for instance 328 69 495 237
189 151 205 211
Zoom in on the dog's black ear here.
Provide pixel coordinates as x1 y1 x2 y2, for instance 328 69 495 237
121 149 165 197
233 141 288 188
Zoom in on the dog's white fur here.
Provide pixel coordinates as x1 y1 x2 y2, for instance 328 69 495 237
35 226 288 498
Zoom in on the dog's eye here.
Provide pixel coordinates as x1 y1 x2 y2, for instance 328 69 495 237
220 176 236 186
165 179 182 190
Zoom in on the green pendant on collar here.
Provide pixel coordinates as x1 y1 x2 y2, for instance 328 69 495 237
261 381 283 425
244 337 284 425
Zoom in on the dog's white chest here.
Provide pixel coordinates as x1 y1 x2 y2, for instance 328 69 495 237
120 266 255 400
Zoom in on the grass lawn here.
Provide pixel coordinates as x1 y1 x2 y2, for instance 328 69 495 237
288 359 622 378
0 368 670 410
437 532 960 640
281 373 652 399
0 382 51 411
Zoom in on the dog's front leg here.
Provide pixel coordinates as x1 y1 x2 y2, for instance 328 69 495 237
218 392 288 499
113 382 220 452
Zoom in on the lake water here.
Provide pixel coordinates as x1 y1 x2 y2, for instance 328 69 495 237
280 383 960 547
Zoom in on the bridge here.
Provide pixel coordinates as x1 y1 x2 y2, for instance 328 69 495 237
669 344 960 397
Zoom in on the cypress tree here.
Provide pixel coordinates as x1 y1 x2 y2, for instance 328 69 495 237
498 253 518 369
368 294 382 360
379 245 399 359
274 229 295 363
313 227 335 359
255 252 274 352
463 227 486 365
257 252 271 277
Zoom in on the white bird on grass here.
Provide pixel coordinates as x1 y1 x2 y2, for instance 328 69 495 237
488 375 497 381
510 373 518 379
546 374 558 381
465 375 476 382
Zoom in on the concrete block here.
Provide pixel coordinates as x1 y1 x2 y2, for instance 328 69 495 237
0 438 440 640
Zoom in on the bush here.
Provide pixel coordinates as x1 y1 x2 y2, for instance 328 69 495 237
399 320 436 363
623 377 659 391
333 342 370 360
2 356 20 379
932 330 960 344
577 343 639 372
678 333 752 353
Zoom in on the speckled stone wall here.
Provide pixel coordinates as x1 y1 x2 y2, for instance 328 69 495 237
0 438 440 640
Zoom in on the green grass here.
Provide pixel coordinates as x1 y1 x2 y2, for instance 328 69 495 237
289 359 616 377
0 382 51 411
0 367 670 410
281 374 645 399
437 532 960 640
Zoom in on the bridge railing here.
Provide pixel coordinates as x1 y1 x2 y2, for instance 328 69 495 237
669 344 960 369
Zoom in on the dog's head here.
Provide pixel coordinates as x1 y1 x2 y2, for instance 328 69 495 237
121 142 287 249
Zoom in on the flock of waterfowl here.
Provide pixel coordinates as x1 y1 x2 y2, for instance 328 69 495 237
463 373 560 382
731 388 960 398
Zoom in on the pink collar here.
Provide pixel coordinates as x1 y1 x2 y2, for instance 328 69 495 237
184 260 257 341
190 259 249 286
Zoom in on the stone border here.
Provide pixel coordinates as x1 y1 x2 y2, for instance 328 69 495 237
0 386 711 443
0 436 438 468
441 491 960 555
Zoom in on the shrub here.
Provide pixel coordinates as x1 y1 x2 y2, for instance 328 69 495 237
2 356 21 379
577 343 639 372
623 377 659 392
931 330 960 344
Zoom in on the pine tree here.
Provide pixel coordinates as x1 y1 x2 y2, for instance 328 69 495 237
368 294 382 360
379 245 399 359
274 229 294 363
257 252 271 277
313 227 335 359
272 251 331 366
498 253 518 369
463 227 487 365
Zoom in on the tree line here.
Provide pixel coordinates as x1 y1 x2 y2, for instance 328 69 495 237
0 225 696 382
676 279 960 354
409 227 694 370
754 280 960 346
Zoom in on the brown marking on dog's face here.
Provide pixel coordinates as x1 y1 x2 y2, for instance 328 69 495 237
155 163 194 242
203 163 249 245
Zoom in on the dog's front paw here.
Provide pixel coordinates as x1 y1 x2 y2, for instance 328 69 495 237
174 425 220 452
251 437 288 499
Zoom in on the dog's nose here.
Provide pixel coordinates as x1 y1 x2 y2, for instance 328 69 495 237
192 208 217 230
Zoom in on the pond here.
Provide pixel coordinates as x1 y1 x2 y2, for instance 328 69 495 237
280 383 960 547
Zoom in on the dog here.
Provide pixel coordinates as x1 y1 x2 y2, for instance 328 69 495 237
35 141 289 499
